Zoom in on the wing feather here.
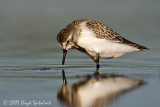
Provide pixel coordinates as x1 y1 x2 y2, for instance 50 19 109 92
86 20 148 51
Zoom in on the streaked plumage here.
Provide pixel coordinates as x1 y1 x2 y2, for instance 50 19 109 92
57 19 148 68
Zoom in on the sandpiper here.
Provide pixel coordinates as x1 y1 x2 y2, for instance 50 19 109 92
57 19 148 68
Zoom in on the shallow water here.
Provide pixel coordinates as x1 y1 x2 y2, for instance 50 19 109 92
0 0 160 107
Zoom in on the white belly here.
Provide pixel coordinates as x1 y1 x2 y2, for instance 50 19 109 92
77 26 139 59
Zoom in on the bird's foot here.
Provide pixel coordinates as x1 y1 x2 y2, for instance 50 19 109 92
96 64 100 69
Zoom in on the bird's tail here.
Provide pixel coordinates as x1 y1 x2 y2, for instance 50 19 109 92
122 38 149 51
137 45 149 51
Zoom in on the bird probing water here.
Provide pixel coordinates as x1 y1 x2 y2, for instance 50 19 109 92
57 19 148 69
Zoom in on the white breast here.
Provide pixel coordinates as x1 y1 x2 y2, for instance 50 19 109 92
77 22 139 59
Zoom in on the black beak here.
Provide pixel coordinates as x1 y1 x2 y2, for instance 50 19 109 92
62 49 67 65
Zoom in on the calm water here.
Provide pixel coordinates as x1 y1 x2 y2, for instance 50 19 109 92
0 0 160 107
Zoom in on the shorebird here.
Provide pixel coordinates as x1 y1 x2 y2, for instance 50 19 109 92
57 19 148 68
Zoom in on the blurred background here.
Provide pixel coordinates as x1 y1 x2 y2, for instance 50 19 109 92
0 0 159 60
0 0 160 107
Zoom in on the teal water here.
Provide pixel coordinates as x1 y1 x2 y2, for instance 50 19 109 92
0 0 160 107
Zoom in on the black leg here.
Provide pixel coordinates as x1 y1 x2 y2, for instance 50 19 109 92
96 54 100 69
94 54 100 80
96 64 100 69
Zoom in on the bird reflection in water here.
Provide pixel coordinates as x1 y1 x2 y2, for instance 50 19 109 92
57 69 145 107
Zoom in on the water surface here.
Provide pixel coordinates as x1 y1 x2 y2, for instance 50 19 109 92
0 0 160 107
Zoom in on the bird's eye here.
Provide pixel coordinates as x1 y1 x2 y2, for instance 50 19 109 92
67 40 69 44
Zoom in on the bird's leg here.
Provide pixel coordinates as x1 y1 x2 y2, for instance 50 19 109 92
96 54 100 69
83 50 100 69
96 64 100 69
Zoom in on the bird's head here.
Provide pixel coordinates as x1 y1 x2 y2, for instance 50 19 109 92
57 28 74 65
